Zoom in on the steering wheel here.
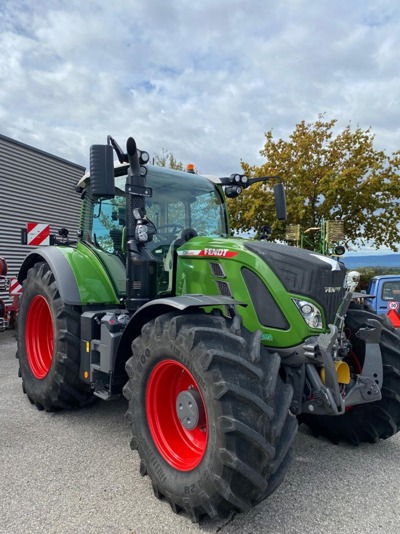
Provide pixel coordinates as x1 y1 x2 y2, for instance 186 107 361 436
156 223 184 240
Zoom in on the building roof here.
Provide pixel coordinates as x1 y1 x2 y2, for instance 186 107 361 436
0 133 85 171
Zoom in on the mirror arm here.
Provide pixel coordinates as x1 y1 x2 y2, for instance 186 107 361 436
107 135 128 164
245 175 281 188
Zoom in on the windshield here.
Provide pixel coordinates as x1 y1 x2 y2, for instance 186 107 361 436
82 168 228 252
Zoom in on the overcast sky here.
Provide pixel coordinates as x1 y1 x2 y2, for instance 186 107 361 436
1 0 399 177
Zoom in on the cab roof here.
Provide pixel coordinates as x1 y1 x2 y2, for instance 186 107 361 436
76 160 222 189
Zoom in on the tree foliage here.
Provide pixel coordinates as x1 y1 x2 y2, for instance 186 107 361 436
154 149 184 171
228 117 400 250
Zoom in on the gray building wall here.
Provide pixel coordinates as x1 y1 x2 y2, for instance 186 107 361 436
0 134 85 304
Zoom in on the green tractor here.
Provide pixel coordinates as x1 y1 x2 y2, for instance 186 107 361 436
17 136 400 522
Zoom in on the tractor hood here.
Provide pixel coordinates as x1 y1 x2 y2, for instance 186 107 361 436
244 241 347 325
175 236 347 348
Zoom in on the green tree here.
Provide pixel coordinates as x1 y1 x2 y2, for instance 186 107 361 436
154 149 185 171
229 117 400 250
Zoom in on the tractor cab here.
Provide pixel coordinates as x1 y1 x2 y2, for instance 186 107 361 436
77 162 229 297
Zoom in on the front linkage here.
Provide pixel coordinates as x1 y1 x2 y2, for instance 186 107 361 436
285 290 383 418
301 323 382 416
298 299 400 445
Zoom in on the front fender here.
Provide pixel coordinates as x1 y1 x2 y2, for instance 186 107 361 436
114 295 246 376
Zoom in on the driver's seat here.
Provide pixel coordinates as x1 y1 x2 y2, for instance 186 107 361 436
164 228 198 294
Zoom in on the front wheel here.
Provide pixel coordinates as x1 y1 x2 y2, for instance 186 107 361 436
123 312 297 521
300 308 400 444
17 262 93 411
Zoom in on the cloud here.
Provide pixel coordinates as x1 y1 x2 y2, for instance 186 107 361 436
0 0 399 177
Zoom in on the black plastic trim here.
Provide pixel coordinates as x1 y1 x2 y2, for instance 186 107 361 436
242 268 289 329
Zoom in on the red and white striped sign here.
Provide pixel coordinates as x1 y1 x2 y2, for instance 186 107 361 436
27 222 50 246
9 278 22 295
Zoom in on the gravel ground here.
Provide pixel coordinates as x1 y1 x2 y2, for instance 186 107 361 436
1 329 400 534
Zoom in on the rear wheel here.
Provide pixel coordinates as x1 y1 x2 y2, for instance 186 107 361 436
300 308 400 444
123 312 297 521
17 262 93 411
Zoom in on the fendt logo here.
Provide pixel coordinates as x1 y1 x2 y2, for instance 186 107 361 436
202 248 235 257
324 286 342 293
177 249 238 258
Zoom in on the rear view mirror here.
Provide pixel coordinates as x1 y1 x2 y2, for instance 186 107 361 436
274 183 286 221
90 145 115 198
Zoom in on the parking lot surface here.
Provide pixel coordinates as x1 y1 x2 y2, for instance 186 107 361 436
1 330 400 534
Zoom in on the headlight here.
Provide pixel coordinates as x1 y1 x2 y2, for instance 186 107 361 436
230 174 249 186
292 298 323 329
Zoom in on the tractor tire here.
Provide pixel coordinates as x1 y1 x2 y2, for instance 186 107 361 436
123 312 298 522
300 307 400 445
17 262 93 411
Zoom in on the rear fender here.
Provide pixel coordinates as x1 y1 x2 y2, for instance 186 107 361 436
18 246 120 306
18 249 81 305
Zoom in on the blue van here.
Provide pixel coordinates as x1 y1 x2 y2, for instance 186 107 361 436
365 275 400 315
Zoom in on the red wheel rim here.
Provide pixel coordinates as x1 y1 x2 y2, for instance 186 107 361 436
146 360 208 471
25 295 54 379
